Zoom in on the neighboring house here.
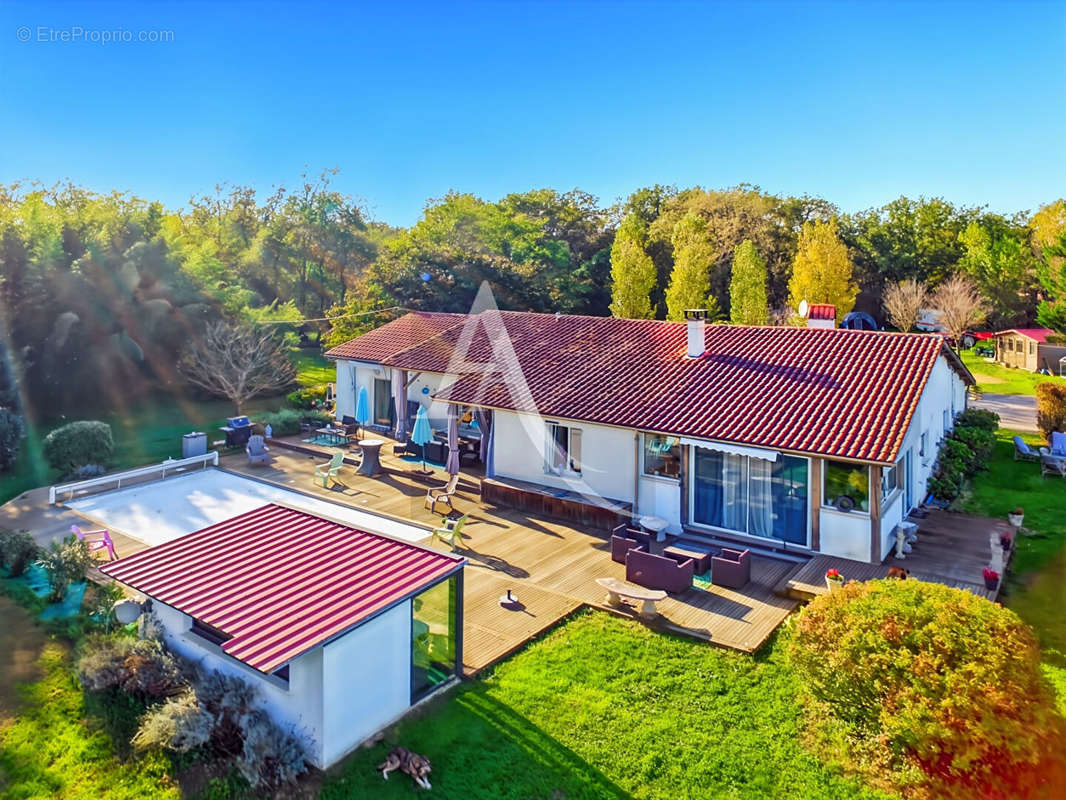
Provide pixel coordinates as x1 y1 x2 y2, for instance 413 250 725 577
993 328 1066 374
330 310 973 564
101 503 464 769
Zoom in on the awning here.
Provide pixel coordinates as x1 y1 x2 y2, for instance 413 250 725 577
680 437 780 463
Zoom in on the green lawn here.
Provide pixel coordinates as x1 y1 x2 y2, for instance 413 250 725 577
961 428 1066 665
322 613 890 800
0 642 178 800
0 347 334 506
291 347 335 387
961 349 1066 395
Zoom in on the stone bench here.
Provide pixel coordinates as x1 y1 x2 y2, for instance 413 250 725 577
596 577 666 619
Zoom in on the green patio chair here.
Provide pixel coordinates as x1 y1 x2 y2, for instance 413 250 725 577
432 514 468 551
314 451 345 488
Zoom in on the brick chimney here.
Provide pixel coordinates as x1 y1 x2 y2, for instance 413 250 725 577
684 309 707 358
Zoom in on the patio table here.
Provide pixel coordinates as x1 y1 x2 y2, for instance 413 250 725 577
355 439 384 477
315 427 347 447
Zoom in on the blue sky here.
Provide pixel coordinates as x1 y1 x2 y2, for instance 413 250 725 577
1 1 1063 225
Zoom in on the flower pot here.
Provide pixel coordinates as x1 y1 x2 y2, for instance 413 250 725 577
825 577 843 593
984 576 998 590
1008 513 1023 528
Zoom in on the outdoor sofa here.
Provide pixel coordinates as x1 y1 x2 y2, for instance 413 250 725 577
625 549 694 594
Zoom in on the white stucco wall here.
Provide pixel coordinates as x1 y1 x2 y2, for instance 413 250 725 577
818 507 871 561
492 410 636 503
150 601 327 767
334 361 459 431
637 475 682 533
320 601 413 767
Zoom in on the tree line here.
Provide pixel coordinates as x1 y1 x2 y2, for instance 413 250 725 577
0 175 1063 467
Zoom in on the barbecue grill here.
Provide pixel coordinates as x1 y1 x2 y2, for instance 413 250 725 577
220 415 252 447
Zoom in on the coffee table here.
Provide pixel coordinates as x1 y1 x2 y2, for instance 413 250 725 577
663 543 716 574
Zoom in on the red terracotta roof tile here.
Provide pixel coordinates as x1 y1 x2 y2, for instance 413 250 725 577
806 304 836 320
325 312 466 362
368 312 970 465
101 504 462 674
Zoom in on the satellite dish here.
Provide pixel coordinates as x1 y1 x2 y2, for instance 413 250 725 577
113 599 144 625
797 299 809 318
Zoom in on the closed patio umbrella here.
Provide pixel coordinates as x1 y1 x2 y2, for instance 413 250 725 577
391 369 407 441
411 404 433 474
445 405 460 476
355 386 370 439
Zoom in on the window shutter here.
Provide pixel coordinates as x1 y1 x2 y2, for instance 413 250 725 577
569 428 582 473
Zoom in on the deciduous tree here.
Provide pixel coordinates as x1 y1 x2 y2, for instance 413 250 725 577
729 239 768 325
788 219 857 322
958 217 1036 328
882 278 929 332
178 321 296 414
609 215 657 319
932 275 986 348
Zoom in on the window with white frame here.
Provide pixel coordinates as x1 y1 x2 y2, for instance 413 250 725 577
881 459 902 503
642 434 681 479
545 422 581 474
920 431 930 463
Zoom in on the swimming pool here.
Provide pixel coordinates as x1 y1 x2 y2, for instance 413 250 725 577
68 468 430 546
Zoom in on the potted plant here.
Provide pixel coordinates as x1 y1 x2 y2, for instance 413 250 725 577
999 531 1013 551
1007 507 1024 528
825 568 844 593
982 567 999 590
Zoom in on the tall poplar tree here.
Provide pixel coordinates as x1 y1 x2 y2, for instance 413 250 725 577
729 239 769 325
608 214 656 319
788 219 858 321
665 211 718 321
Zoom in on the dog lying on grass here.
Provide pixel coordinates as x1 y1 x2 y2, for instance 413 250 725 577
378 746 433 790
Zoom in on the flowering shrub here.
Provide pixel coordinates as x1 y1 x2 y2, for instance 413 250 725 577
788 579 1066 799
825 568 843 581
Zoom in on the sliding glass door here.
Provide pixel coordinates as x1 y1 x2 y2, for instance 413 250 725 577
692 447 808 546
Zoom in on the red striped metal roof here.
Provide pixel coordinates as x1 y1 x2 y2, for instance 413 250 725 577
325 312 465 362
993 328 1054 343
101 504 463 674
358 311 972 465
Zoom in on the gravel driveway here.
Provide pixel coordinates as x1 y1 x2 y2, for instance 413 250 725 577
972 393 1038 433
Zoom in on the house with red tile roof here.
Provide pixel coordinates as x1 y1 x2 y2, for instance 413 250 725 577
992 328 1066 374
329 310 973 564
102 503 464 769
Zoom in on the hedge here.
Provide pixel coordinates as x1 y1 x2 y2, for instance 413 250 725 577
42 420 114 476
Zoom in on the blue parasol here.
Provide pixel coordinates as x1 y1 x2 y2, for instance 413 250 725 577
355 386 370 439
411 404 434 473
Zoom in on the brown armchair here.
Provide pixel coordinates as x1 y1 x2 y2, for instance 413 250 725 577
626 549 694 593
611 534 647 564
610 523 652 549
711 548 750 589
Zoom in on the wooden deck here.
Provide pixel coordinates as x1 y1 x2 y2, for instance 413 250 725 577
221 439 801 671
2 436 800 675
776 508 1014 602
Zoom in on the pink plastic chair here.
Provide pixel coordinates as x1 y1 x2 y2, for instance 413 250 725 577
71 524 117 561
